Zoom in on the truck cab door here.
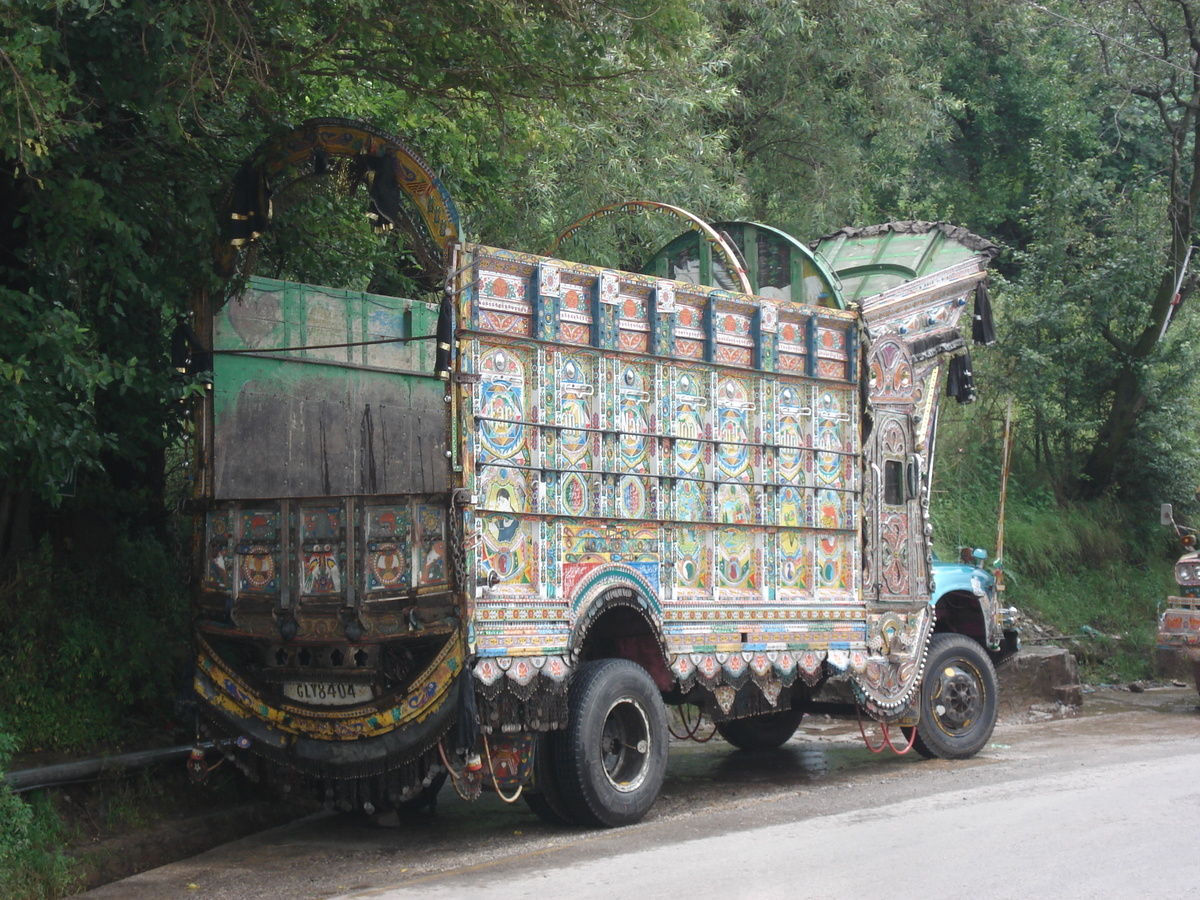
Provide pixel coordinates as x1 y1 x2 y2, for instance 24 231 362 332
864 339 931 605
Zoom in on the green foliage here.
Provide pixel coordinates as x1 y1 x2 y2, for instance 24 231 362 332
0 728 76 900
0 533 188 751
882 0 1102 245
712 0 951 238
932 397 1171 681
0 291 126 504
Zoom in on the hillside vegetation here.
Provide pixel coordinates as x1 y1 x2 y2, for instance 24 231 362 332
932 395 1181 684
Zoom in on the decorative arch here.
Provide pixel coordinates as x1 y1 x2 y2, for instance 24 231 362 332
212 117 461 289
643 220 845 308
546 200 752 295
569 572 663 648
568 580 672 688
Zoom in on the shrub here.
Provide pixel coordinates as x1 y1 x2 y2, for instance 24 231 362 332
0 726 76 899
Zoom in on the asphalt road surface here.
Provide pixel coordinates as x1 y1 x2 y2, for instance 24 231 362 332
82 686 1200 900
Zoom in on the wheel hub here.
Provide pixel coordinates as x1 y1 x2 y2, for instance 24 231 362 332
932 663 983 732
601 699 651 793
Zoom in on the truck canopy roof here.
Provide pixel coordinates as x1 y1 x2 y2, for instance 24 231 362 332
811 221 999 306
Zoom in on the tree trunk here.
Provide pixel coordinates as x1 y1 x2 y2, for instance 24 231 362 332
1077 67 1200 497
1077 367 1146 498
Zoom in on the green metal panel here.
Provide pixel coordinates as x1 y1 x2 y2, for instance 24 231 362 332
812 222 994 304
211 277 447 499
643 221 844 308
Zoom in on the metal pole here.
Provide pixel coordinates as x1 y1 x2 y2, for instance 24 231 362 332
995 397 1014 592
1157 244 1196 343
4 743 222 794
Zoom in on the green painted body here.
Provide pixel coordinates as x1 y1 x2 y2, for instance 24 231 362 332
210 278 447 499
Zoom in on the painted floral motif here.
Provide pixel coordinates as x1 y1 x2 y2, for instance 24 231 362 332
478 347 529 464
717 529 756 591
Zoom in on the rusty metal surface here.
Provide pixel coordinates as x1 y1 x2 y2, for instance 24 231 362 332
210 278 448 499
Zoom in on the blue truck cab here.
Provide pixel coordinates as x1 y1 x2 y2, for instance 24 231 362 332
931 550 1019 664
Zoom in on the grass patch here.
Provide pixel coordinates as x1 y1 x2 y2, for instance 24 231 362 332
0 729 79 900
0 519 190 896
0 535 188 753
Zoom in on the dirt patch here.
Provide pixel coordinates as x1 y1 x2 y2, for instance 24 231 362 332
32 765 310 895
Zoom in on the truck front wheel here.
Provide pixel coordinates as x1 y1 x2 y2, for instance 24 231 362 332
906 633 998 760
553 658 668 827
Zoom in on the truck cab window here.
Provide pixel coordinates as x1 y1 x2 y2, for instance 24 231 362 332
884 459 904 506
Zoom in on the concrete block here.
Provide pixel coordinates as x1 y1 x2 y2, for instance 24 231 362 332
1052 684 1084 706
997 646 1080 715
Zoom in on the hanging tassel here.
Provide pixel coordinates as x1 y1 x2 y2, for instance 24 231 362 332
366 156 400 232
227 165 271 246
311 145 328 176
946 351 977 404
454 669 480 754
972 280 997 345
434 293 454 381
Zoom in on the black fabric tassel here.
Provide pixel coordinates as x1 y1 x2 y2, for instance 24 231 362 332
434 293 454 381
170 322 212 375
455 669 480 753
907 328 966 362
227 165 270 246
311 145 328 176
972 280 997 345
947 352 977 404
366 157 400 232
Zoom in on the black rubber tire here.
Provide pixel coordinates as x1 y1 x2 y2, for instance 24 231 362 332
523 731 577 825
552 658 669 827
907 633 999 760
714 708 804 750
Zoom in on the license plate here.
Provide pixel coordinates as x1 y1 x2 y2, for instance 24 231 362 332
283 681 374 706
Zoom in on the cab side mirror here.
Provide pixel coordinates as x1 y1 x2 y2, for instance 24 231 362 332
1161 503 1175 527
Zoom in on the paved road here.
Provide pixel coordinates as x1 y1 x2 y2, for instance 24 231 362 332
83 687 1200 900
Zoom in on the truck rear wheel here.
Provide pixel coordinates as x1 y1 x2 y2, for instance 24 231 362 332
906 632 998 760
524 731 576 825
715 709 803 750
553 658 668 827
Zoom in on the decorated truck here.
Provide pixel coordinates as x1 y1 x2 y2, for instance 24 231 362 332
184 119 1013 826
1158 503 1200 695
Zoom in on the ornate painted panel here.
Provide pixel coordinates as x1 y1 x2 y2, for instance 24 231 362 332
202 496 443 616
457 245 865 673
715 374 756 526
668 367 711 523
551 351 599 518
299 506 345 597
205 510 234 592
415 503 447 586
236 509 281 597
364 503 411 593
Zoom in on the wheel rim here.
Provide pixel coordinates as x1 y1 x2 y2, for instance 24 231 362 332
928 657 986 736
600 697 652 793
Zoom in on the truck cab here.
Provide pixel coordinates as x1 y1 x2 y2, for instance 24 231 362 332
1158 503 1200 695
930 550 1018 663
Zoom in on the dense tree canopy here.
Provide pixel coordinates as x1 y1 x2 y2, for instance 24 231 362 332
7 0 1200 560
0 0 719 558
